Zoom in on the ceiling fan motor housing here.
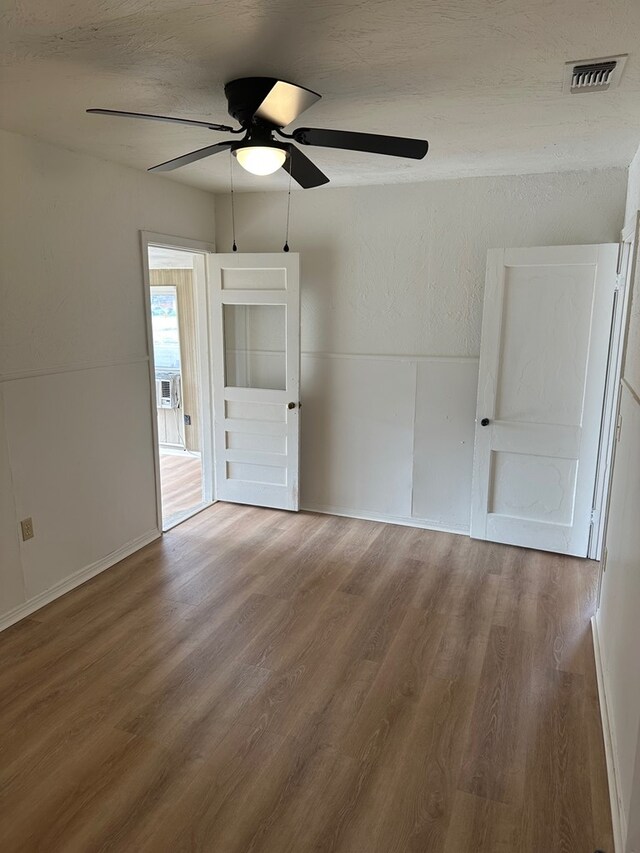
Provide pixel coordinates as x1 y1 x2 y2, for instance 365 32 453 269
224 77 282 126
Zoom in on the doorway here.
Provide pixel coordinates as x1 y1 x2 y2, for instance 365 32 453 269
143 240 214 530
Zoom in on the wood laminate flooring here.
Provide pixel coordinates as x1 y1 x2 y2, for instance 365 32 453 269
0 504 613 852
159 451 204 528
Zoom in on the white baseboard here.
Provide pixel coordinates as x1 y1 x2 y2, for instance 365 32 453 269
301 502 469 537
592 614 626 852
0 528 161 633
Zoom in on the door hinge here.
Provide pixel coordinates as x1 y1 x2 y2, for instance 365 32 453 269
616 241 624 274
615 272 626 291
590 507 599 527
616 412 623 442
601 547 608 573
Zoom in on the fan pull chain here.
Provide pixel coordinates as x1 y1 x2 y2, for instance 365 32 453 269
283 166 293 252
229 150 237 252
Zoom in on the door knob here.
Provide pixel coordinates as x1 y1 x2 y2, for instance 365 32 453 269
480 417 490 426
288 402 296 410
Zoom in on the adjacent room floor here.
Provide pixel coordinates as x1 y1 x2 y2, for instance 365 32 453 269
0 504 613 852
159 448 204 528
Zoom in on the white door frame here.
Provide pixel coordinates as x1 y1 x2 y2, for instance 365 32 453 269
140 231 216 531
589 227 635 558
594 213 639 581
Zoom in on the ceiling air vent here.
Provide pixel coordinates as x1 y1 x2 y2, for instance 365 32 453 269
563 55 627 94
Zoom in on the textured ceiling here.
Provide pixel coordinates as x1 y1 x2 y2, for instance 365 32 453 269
2 0 640 192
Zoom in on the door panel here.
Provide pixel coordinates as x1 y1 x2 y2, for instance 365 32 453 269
223 303 286 390
471 244 618 556
209 253 300 510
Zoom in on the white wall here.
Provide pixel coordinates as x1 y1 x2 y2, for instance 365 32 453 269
597 141 640 853
216 168 626 529
0 129 216 628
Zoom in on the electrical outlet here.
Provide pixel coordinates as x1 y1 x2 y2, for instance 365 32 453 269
20 517 34 541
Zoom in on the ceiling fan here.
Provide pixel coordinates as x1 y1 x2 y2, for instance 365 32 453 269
87 77 429 188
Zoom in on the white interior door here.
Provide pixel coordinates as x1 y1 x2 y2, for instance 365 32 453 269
209 253 300 510
471 244 618 556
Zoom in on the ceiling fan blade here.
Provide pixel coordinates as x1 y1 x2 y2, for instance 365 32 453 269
291 127 429 159
283 144 329 189
148 141 235 172
87 108 235 133
255 80 321 128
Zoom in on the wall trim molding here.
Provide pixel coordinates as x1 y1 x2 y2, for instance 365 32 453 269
301 352 480 363
226 350 480 364
301 502 469 536
0 356 150 384
0 528 161 633
592 614 626 852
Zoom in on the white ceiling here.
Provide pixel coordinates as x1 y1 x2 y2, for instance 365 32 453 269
2 0 640 193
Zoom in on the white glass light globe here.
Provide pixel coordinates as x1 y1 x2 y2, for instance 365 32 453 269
235 146 287 176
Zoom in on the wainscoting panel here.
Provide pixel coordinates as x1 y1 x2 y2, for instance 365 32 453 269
300 353 478 532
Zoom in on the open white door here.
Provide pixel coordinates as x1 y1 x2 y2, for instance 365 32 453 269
209 253 300 510
471 244 618 556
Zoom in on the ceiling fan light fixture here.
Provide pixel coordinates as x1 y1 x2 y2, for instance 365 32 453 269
234 144 287 176
88 77 429 187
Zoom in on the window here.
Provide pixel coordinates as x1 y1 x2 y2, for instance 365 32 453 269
151 286 181 370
